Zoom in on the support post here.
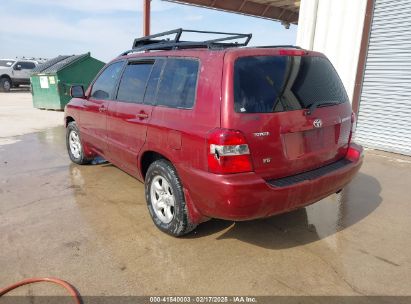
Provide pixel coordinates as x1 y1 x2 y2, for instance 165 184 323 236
143 0 151 36
352 0 375 115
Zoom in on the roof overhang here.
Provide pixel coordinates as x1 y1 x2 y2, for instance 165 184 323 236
165 0 299 25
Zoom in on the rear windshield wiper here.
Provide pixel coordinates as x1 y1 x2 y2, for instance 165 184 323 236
306 100 341 115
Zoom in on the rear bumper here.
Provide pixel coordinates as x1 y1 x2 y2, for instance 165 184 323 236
179 144 363 221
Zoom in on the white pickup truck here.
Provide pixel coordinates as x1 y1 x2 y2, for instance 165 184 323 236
0 59 39 92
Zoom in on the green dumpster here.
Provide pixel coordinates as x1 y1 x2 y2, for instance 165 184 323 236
31 53 104 110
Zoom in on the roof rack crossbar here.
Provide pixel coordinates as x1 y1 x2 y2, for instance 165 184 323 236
133 28 183 48
203 33 252 45
123 28 252 55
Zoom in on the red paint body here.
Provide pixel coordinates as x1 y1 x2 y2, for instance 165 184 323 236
65 47 363 224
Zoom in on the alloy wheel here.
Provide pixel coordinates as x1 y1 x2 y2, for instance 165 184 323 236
150 175 175 224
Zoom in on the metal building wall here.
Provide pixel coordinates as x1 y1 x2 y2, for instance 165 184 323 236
355 0 411 155
296 0 367 102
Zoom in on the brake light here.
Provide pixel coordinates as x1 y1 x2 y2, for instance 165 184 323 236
207 129 253 174
278 49 307 56
346 144 364 162
349 112 357 143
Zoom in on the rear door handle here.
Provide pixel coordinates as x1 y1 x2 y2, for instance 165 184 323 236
99 105 107 112
136 112 149 119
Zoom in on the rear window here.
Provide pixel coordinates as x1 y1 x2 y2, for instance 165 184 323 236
234 56 349 113
144 59 165 105
156 58 199 109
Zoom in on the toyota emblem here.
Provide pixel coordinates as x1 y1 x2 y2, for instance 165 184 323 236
313 119 322 128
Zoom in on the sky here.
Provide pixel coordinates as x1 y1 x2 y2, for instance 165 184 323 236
0 0 297 63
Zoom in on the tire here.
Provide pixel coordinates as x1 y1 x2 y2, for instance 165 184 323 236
145 159 197 236
0 78 11 92
66 121 91 165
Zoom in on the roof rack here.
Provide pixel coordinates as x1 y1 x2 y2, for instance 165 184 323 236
121 28 252 56
11 56 48 62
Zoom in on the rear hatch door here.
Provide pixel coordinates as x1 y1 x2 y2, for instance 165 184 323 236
223 51 353 180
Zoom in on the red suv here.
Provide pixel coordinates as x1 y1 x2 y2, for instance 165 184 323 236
65 29 363 236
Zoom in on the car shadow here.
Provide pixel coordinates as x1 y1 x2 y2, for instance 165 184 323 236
185 172 382 249
67 151 381 250
9 87 31 93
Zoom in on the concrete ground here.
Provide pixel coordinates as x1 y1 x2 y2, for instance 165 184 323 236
0 88 64 145
1 92 411 298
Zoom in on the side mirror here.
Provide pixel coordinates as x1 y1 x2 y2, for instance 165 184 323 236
70 85 85 98
14 65 22 71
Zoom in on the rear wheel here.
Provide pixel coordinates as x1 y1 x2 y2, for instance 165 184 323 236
66 121 91 165
145 159 197 236
0 78 11 92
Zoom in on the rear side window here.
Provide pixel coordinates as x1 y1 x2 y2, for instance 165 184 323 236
117 61 153 103
156 58 199 109
144 59 165 105
91 61 124 100
234 56 349 113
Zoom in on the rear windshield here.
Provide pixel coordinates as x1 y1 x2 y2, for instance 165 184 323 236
234 56 349 113
0 60 15 67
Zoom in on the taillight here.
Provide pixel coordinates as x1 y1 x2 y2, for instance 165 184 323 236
349 112 357 143
346 144 364 162
207 129 253 174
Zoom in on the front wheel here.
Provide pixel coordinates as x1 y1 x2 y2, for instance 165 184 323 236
145 159 197 236
66 121 91 165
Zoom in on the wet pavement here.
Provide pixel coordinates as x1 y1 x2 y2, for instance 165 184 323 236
0 92 63 143
1 126 411 296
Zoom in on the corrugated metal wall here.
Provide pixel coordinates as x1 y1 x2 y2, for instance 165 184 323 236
356 0 411 155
